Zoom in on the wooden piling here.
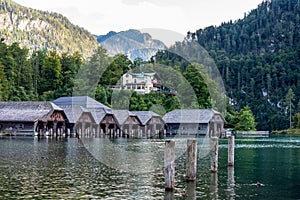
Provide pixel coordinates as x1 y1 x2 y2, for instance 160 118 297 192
164 140 175 191
228 136 235 166
186 139 198 181
210 137 218 173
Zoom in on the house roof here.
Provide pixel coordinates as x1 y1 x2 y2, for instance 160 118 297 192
0 101 63 122
58 105 91 123
53 96 115 124
53 96 112 113
112 109 138 125
129 72 156 78
131 111 161 125
163 109 224 124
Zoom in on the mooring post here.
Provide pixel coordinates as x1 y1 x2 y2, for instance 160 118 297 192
210 137 219 173
228 136 235 166
186 139 198 181
164 140 175 191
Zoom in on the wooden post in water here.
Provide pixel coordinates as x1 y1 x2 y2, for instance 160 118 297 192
210 137 218 173
228 136 235 166
186 139 198 181
164 140 175 191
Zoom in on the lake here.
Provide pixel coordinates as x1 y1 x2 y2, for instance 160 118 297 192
0 135 299 199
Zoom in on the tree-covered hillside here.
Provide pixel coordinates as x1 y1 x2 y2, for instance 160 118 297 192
0 0 99 58
0 41 183 115
194 0 300 130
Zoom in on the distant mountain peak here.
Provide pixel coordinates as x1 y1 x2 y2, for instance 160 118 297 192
96 29 166 61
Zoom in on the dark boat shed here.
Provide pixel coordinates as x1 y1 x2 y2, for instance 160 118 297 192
0 101 67 136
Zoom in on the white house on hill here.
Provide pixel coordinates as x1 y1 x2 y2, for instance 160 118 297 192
120 72 157 94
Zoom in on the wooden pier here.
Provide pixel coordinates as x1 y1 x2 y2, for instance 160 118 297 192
235 131 269 137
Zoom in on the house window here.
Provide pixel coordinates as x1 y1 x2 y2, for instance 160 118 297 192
134 79 137 83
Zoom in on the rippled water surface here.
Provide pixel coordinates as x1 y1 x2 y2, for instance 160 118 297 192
0 135 299 199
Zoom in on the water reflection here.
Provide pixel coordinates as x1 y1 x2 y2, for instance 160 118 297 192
186 181 196 200
0 136 300 199
227 167 235 199
210 173 218 199
164 191 174 200
80 137 189 174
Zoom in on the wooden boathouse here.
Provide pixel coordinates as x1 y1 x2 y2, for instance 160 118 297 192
53 96 119 136
163 109 225 137
131 111 165 138
58 105 95 136
89 107 119 137
112 110 142 138
0 101 67 136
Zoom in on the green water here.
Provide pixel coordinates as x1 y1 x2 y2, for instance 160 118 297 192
0 136 299 199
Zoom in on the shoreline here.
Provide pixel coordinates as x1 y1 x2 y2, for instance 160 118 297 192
272 129 300 136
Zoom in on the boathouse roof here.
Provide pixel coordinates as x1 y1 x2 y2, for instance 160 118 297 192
0 101 63 122
87 108 109 124
131 111 162 125
53 96 112 112
53 96 118 124
58 105 94 124
163 109 225 124
112 110 139 125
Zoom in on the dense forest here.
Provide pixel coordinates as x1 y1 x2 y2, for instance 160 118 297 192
192 0 300 131
0 41 186 115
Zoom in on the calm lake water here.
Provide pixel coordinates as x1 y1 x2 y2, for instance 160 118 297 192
0 135 299 199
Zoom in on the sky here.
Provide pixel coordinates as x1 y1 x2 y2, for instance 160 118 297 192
13 0 263 36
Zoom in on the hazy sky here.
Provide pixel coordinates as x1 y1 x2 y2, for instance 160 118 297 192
13 0 263 36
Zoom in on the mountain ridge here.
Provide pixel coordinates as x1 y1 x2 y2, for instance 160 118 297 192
0 0 99 58
96 29 166 61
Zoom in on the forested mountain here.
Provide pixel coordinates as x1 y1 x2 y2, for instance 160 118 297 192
96 29 166 61
192 0 300 131
0 0 99 58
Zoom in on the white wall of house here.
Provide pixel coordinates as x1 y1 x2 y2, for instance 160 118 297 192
121 72 156 94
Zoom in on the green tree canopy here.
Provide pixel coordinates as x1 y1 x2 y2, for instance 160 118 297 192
235 106 256 131
285 88 295 128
